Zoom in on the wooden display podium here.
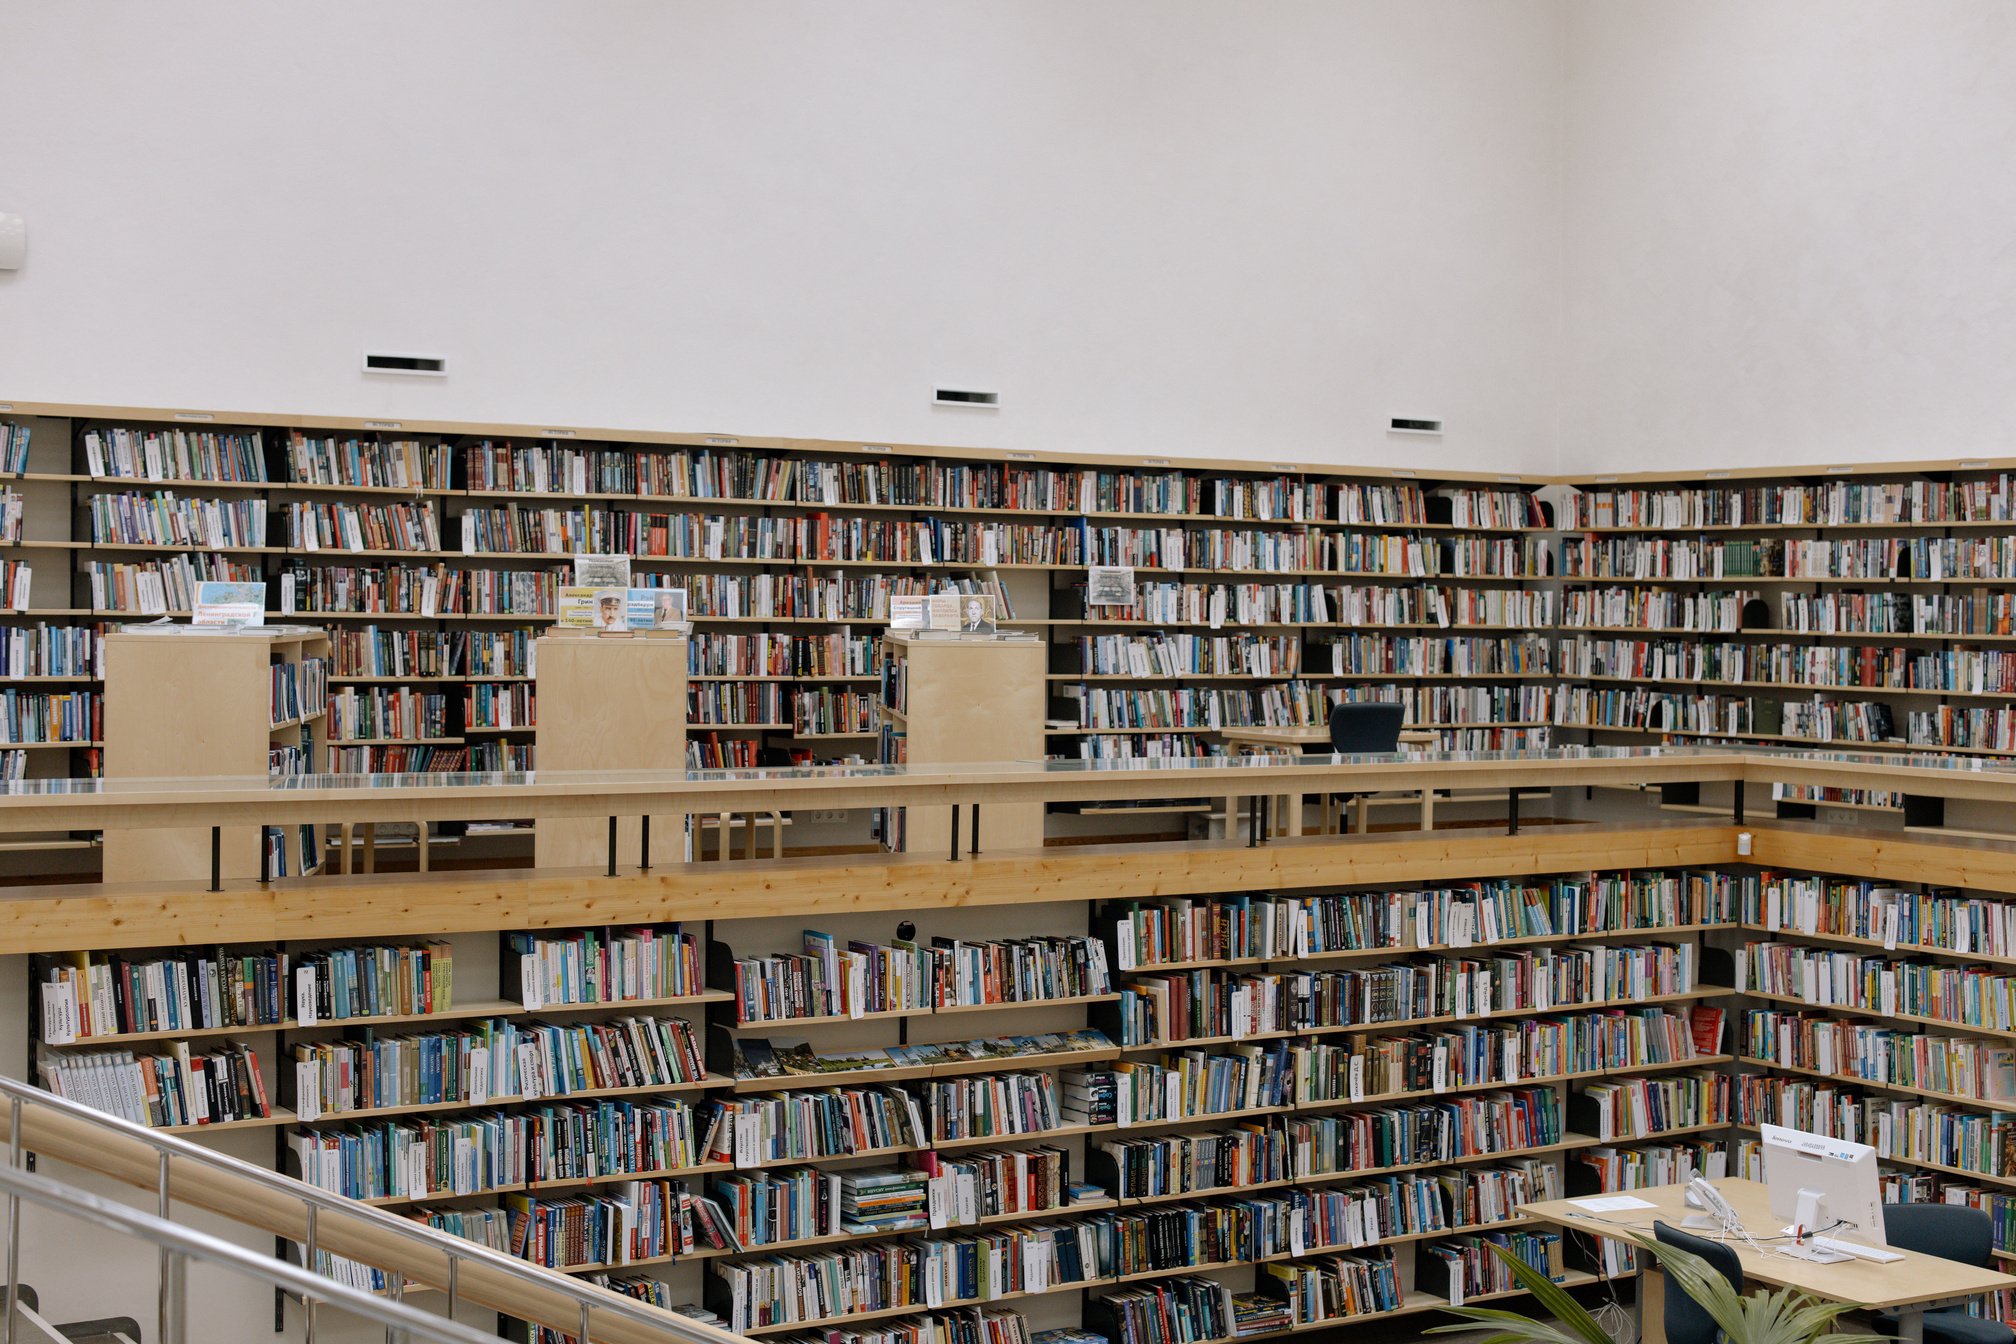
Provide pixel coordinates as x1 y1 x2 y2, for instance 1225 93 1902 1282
533 630 687 868
880 633 1045 854
101 627 330 883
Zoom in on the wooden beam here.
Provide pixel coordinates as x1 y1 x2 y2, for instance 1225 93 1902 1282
1746 822 2016 894
0 822 1740 953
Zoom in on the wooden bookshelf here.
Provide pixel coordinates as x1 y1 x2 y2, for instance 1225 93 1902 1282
100 626 329 882
877 633 1046 854
533 629 687 868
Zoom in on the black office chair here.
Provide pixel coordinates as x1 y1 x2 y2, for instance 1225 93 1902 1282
1322 703 1405 833
1653 1219 1744 1344
1882 1204 2013 1344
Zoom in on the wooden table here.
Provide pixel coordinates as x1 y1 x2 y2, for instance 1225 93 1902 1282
1522 1178 2016 1344
1218 725 1441 835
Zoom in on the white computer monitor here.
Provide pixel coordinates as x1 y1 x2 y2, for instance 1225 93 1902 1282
1761 1122 1888 1248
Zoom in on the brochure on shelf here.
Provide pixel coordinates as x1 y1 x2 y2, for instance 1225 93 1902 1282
572 554 632 589
192 581 267 627
557 586 630 632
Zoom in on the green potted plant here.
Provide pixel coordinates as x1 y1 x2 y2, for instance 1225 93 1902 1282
1425 1235 1883 1344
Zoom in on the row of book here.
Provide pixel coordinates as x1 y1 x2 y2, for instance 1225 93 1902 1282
730 1033 1113 1087
1573 1072 1729 1141
465 444 1345 523
1097 875 1742 968
1329 584 1558 629
0 688 99 744
1562 537 1783 580
1735 1076 2014 1178
1738 940 2016 1031
1570 477 2016 528
327 743 469 772
470 740 533 771
1744 1008 2016 1104
1779 589 2016 636
82 428 267 482
291 1096 711 1200
1292 1007 1720 1105
1064 685 1335 732
87 553 261 613
1331 535 1550 579
286 433 454 490
288 1014 706 1119
1548 687 1889 741
1072 634 1304 679
1325 635 1552 677
0 622 97 678
326 687 448 741
1563 636 2016 696
329 626 534 678
0 421 27 473
1565 534 2016 582
39 1041 270 1127
692 632 881 678
729 931 1112 1022
1750 873 2016 961
269 656 328 725
1333 683 1554 726
506 926 706 1009
1559 587 1757 632
1107 943 1699 1045
87 490 269 547
0 559 28 611
464 682 534 729
286 500 442 552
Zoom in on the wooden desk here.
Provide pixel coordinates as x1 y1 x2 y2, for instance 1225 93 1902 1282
1522 1178 2016 1344
1218 726 1440 835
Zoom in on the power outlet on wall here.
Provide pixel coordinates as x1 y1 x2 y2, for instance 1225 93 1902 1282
1821 807 1858 825
807 809 850 825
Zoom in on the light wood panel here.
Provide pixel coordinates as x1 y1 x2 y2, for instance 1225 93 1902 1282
533 632 686 867
0 820 1741 953
100 629 327 882
1747 823 2016 895
883 634 1045 853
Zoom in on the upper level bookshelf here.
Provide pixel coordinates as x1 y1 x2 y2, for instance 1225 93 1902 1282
1556 458 2016 771
0 401 1560 788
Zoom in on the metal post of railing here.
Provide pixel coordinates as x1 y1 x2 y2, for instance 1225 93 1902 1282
210 826 222 892
1733 778 1746 824
579 1299 592 1344
444 1253 458 1319
304 1202 319 1344
606 817 618 877
157 1150 172 1344
387 1269 406 1344
640 815 651 870
3 1097 20 1344
949 804 960 862
161 1249 187 1344
969 804 980 856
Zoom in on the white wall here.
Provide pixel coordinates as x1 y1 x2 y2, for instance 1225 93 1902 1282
1560 1 2016 473
0 1 1567 474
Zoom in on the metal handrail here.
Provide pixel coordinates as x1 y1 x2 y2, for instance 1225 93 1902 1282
0 1159 502 1344
0 1077 743 1344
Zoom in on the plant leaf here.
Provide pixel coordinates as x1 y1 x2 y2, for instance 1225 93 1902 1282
1422 1245 1614 1344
